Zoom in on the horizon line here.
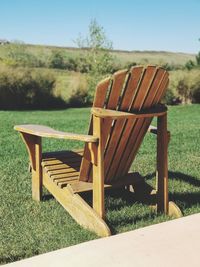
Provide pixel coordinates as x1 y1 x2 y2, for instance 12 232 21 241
1 40 197 55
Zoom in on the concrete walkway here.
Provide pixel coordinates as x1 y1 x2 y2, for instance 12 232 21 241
4 214 200 267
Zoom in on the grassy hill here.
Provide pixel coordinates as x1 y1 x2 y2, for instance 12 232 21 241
0 43 196 66
111 50 195 66
0 43 199 108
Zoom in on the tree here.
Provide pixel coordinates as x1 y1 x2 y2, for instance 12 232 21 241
76 19 114 102
184 39 200 70
195 38 200 66
196 52 200 66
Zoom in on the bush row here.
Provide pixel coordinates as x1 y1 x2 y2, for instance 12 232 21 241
163 69 200 104
69 69 200 107
0 65 199 110
69 69 200 106
0 66 65 109
0 44 189 73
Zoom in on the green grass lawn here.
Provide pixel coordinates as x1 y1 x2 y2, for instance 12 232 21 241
0 105 200 264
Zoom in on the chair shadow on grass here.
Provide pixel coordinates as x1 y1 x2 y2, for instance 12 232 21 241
42 170 200 234
42 186 158 235
168 171 200 209
145 171 200 209
79 188 158 234
42 194 54 201
145 171 200 187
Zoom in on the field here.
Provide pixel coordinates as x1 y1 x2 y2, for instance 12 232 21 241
0 105 200 264
0 43 199 108
0 44 195 66
111 50 195 66
53 70 87 101
25 45 196 66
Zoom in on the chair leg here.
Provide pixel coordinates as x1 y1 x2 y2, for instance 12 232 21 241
93 161 105 219
32 138 42 201
156 113 169 214
21 133 42 201
92 116 105 219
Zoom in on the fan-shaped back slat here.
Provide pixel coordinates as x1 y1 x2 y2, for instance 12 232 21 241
117 70 169 178
79 66 169 183
79 70 128 181
106 66 159 181
121 75 169 176
104 67 144 179
79 78 111 181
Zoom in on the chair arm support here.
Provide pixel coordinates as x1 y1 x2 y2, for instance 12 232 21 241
91 104 167 120
148 125 170 138
14 124 98 143
148 125 158 134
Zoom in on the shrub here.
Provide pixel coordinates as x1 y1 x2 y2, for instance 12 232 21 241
65 57 78 71
185 60 196 70
125 62 137 70
169 69 200 104
76 56 91 73
49 52 81 71
0 66 65 109
190 76 200 103
162 88 181 105
191 85 200 103
177 78 192 104
49 50 66 69
68 87 88 107
161 63 182 71
3 43 45 68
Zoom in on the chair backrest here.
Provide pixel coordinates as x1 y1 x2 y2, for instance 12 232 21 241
79 65 169 183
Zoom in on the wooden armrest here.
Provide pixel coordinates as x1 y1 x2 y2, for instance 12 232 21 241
92 108 136 119
14 124 98 143
91 105 167 119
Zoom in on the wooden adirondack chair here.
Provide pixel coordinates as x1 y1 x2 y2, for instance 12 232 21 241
14 65 182 237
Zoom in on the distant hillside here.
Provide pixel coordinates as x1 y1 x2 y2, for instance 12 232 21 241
21 43 196 66
111 50 195 66
0 42 199 108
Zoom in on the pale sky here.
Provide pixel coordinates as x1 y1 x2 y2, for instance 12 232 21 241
0 0 199 53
